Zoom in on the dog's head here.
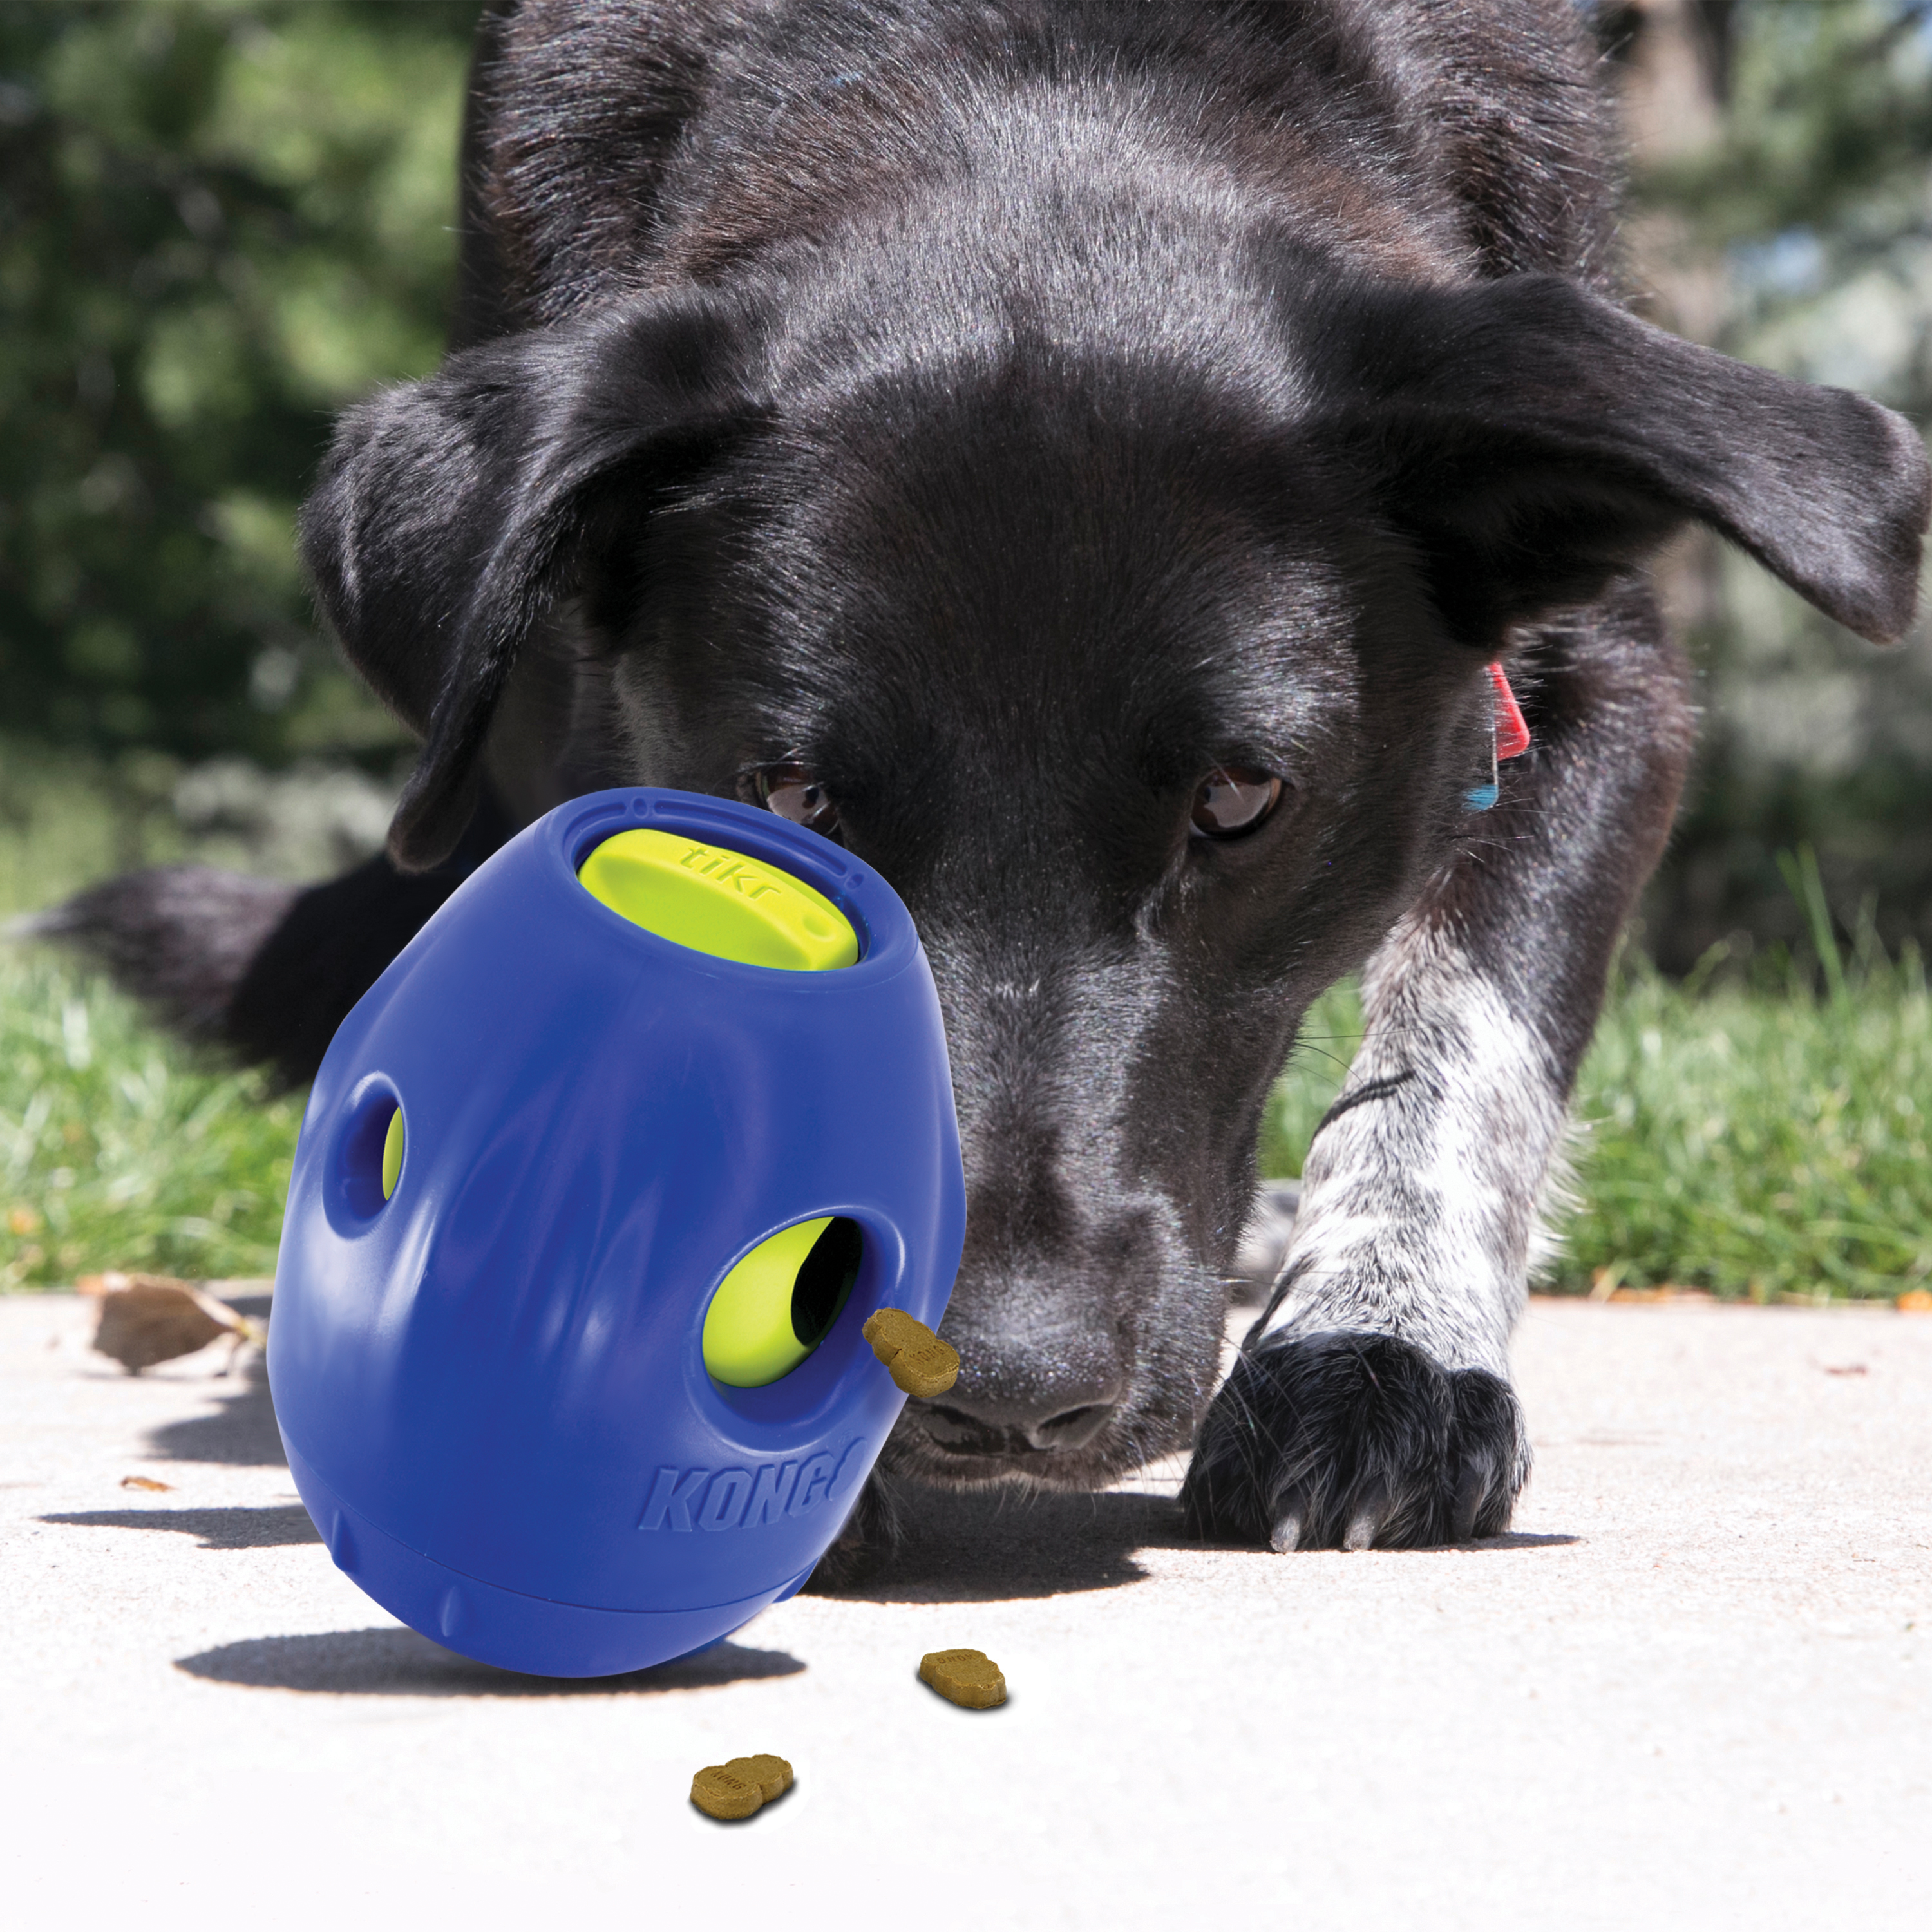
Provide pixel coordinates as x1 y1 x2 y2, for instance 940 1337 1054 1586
301 262 1927 1485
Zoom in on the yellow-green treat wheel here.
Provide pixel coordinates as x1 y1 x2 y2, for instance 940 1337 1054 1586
703 1217 864 1387
380 1105 405 1200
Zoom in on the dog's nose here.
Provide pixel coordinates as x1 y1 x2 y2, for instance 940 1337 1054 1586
915 1340 1126 1454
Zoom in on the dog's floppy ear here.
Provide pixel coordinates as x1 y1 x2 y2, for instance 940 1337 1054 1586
299 285 762 871
1310 272 1929 648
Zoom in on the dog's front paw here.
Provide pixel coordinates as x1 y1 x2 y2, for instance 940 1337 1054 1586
1181 1331 1528 1551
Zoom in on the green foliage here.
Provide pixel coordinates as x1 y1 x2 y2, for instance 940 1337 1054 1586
1647 0 1932 398
0 0 477 764
1632 0 1932 966
1 949 301 1289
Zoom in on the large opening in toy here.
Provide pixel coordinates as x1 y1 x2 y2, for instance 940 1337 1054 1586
703 1216 864 1387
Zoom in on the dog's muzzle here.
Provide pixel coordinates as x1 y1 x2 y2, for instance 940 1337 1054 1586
905 1318 1128 1461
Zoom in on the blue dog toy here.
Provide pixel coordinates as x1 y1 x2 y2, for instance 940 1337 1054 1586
268 788 965 1676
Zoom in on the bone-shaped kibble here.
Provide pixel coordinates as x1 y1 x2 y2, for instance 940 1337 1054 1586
919 1647 1007 1709
862 1307 960 1397
690 1753 794 1820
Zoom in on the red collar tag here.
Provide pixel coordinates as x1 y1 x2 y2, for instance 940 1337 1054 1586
1488 661 1531 761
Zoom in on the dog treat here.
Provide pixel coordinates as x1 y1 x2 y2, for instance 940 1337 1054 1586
690 1765 762 1821
919 1647 1007 1709
724 1754 794 1804
863 1308 960 1399
690 1753 793 1821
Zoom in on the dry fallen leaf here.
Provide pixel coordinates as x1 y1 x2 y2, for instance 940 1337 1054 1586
79 1273 267 1375
1898 1289 1932 1315
120 1475 174 1492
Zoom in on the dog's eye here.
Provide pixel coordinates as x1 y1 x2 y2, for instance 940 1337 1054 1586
1189 766 1282 838
752 764 840 837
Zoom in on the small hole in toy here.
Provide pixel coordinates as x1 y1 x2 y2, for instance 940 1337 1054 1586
332 1084 405 1224
380 1106 405 1200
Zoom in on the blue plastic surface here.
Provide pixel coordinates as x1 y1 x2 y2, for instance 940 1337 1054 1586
268 788 965 1676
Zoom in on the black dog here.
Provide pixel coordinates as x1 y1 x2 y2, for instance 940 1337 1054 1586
54 0 1927 1573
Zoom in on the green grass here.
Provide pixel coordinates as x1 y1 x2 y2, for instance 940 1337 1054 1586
1 746 303 1289
1561 948 1932 1300
6 931 1928 1300
5 773 1927 1302
1 951 301 1290
1 749 315 1290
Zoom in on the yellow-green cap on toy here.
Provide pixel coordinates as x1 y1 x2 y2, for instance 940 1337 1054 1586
578 829 858 970
703 1216 863 1387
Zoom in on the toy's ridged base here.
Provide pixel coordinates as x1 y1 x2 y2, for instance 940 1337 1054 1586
285 1439 810 1678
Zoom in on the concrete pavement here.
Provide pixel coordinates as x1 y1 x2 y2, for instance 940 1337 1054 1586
3 1291 1928 1929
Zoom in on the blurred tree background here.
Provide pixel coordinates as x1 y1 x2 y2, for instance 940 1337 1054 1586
1 0 477 882
2 0 1930 955
1609 0 1932 966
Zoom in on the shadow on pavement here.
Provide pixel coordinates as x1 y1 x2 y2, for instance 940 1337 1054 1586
41 1504 319 1548
1171 1525 1582 1555
824 1483 1185 1604
175 1627 806 1697
144 1341 288 1468
833 1490 1583 1596
1462 1531 1582 1551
